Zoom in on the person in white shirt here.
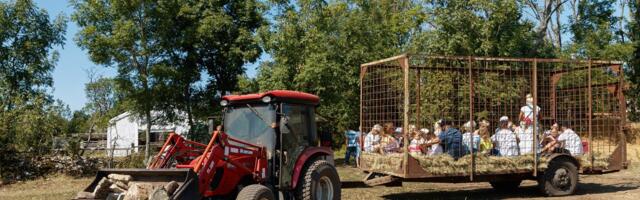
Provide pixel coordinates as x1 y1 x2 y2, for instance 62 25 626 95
462 121 480 153
364 124 382 153
491 116 520 157
519 94 541 133
422 128 443 156
557 122 583 156
515 121 535 154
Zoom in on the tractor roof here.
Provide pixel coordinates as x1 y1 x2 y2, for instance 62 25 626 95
222 90 320 105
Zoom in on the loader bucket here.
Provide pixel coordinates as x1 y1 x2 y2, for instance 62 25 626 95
78 168 201 200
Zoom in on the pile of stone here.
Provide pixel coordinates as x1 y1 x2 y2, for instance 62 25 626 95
75 174 180 200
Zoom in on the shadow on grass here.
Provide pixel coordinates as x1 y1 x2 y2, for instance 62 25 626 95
381 182 639 200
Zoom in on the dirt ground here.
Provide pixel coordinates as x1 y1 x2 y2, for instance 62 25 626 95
339 166 640 200
1 142 638 200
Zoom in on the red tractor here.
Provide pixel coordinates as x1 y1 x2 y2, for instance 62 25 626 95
79 90 341 200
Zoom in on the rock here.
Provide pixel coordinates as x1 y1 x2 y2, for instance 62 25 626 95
75 191 95 199
149 188 170 200
108 174 133 184
163 181 179 195
110 183 127 193
123 183 154 200
93 177 112 199
114 180 129 190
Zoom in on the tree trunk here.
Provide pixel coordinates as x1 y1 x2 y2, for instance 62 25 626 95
555 0 563 48
145 108 151 161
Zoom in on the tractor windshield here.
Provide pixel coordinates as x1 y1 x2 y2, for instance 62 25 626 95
223 104 276 157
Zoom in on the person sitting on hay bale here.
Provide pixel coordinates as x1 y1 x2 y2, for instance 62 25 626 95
422 128 443 156
364 124 382 153
476 120 493 155
424 119 467 159
557 122 583 156
462 121 480 153
491 116 519 157
514 121 535 154
433 120 442 137
379 123 400 154
408 129 426 156
540 123 560 154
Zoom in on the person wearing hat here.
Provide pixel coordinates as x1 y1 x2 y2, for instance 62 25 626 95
424 119 466 159
491 116 520 157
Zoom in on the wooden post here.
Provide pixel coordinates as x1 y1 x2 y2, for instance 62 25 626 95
400 55 411 176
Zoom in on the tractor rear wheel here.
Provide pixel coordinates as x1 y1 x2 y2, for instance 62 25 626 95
236 184 274 200
297 160 341 200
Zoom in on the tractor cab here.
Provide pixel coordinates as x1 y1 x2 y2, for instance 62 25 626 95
220 90 338 199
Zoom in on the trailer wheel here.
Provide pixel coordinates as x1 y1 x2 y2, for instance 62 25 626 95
539 158 578 196
297 160 341 200
236 184 274 200
489 180 522 191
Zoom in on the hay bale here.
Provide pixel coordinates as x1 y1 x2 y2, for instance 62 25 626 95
578 152 610 169
360 153 403 173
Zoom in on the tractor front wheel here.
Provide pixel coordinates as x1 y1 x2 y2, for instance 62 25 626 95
297 160 341 200
236 184 275 200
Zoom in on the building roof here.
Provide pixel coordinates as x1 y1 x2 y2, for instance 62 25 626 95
222 90 320 105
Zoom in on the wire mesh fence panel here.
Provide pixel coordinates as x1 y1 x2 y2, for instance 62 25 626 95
359 55 627 178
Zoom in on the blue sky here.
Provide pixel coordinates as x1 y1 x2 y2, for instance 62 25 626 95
35 0 264 112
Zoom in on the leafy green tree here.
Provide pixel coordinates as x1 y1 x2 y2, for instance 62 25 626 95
628 0 640 121
568 0 633 59
72 0 165 159
258 0 426 134
0 0 66 157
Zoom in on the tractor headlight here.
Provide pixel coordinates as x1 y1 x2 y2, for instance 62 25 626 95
261 96 272 103
220 100 229 106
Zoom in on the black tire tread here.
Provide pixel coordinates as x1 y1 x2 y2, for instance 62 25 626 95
540 158 578 196
298 160 341 200
236 184 274 200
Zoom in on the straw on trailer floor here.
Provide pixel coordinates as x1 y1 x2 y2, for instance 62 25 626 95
361 152 611 176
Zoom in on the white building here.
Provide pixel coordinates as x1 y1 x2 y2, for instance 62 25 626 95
107 111 191 157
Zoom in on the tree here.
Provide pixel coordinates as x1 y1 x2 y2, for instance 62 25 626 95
257 0 426 133
628 0 640 120
0 0 66 153
524 0 568 49
72 0 265 160
568 0 631 59
72 0 165 160
413 0 545 57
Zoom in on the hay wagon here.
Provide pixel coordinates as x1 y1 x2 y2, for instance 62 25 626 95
357 54 629 196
